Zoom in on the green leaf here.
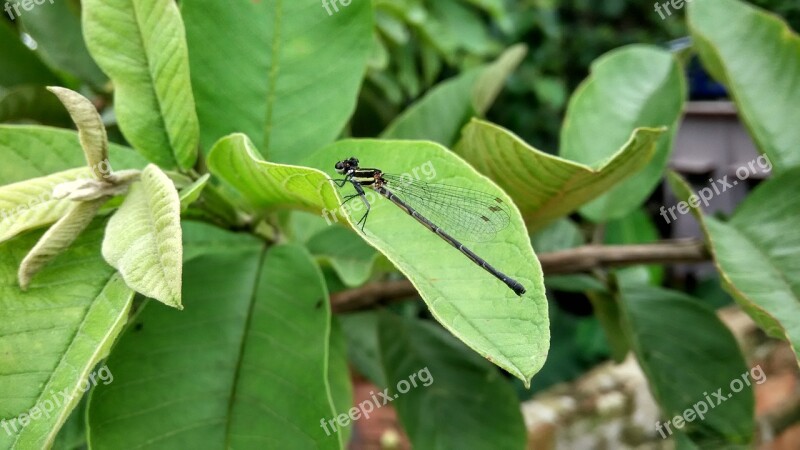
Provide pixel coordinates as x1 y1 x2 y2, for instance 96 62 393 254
88 237 343 449
689 0 800 172
586 291 628 363
18 198 106 289
206 133 339 213
0 22 60 87
381 44 526 146
46 87 108 173
378 313 527 449
178 173 210 211
182 220 259 263
0 168 91 244
83 0 199 169
618 284 755 446
18 0 107 89
530 218 584 253
0 223 135 450
339 312 386 389
560 45 685 221
0 85 71 126
182 0 372 163
604 209 664 285
102 164 183 308
307 226 379 287
0 125 147 185
305 140 549 386
668 170 800 363
327 318 353 445
455 119 664 232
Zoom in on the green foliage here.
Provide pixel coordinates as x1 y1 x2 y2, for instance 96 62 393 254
0 0 798 449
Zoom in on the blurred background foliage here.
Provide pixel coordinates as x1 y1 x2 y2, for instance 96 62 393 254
356 0 799 151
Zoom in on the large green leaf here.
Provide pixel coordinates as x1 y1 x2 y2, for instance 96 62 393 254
0 223 135 450
0 125 147 185
327 318 353 445
455 119 664 232
618 284 754 446
668 170 800 364
83 0 199 169
18 0 107 89
182 0 372 163
381 44 526 146
205 133 339 213
378 313 526 449
560 45 685 221
305 140 549 385
0 22 60 87
88 233 343 449
689 0 800 172
339 312 386 389
103 164 183 309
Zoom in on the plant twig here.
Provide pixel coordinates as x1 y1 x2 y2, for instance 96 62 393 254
330 239 709 313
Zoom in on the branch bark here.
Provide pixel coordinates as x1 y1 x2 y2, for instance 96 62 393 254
330 239 710 313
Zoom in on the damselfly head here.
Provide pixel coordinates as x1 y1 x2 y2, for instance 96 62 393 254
334 157 360 174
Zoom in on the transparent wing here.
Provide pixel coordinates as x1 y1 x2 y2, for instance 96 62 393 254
380 174 511 242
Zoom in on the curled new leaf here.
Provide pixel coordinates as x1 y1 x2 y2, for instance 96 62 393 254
102 164 183 308
18 198 107 289
46 86 108 174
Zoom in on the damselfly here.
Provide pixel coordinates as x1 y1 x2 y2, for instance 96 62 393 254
333 157 526 296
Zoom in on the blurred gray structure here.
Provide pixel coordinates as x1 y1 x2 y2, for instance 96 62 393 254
666 101 772 277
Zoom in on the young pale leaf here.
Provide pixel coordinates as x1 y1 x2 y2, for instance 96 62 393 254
83 0 199 169
304 140 549 386
0 223 134 450
46 87 108 174
689 0 800 172
0 168 91 244
103 164 183 309
618 284 754 446
378 313 527 449
560 45 685 222
182 0 372 164
455 119 665 232
89 234 343 450
668 170 800 364
18 198 106 289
